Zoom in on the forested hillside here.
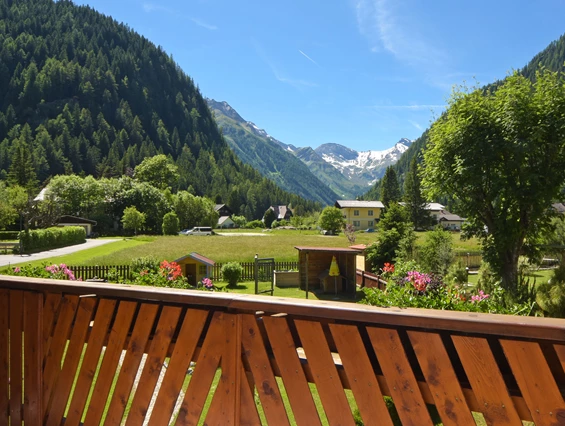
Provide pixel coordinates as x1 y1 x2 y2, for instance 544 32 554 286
0 0 320 219
207 99 338 205
364 32 565 199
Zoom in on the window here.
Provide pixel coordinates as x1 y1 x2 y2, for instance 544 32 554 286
353 220 360 227
199 265 207 275
353 210 359 216
368 220 374 227
368 210 373 216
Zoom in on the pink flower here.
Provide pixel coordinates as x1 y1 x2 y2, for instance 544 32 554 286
471 290 489 303
13 267 20 273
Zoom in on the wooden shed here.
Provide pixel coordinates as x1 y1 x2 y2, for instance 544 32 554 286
174 252 215 286
295 246 363 297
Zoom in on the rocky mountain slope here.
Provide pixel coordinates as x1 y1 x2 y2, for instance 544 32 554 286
207 99 411 199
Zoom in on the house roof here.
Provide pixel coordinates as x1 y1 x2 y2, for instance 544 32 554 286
58 215 97 225
270 205 292 220
174 252 215 266
34 187 49 202
295 246 363 254
438 213 465 222
218 216 233 225
425 203 446 211
214 204 225 211
335 200 384 209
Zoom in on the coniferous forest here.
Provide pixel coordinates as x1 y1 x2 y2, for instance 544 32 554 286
0 0 320 219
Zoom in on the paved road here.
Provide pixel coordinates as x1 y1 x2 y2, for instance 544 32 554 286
0 238 120 267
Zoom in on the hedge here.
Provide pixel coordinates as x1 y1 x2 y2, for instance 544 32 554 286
19 226 86 252
0 231 19 240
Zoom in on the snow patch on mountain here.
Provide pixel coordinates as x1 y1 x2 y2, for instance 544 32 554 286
316 138 413 185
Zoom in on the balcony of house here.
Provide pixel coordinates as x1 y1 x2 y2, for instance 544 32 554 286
2 275 565 425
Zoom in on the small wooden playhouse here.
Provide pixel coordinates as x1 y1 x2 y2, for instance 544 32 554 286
295 246 363 295
174 252 215 286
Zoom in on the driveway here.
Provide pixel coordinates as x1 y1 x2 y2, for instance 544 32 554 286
0 238 120 267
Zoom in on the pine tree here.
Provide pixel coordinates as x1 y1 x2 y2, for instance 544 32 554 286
380 166 401 208
403 158 430 230
8 137 38 193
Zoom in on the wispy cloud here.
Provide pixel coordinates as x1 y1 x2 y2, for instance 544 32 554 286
353 0 445 67
190 18 217 31
252 40 317 89
142 3 217 30
370 104 445 110
143 3 172 13
409 120 422 130
298 50 319 66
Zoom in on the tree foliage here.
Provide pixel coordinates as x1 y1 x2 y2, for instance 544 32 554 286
162 212 179 235
423 70 565 293
122 206 145 235
403 158 431 230
318 206 345 234
380 166 401 208
263 208 276 229
0 0 321 220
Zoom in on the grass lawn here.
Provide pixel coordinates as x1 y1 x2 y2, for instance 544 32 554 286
0 238 149 272
0 229 481 270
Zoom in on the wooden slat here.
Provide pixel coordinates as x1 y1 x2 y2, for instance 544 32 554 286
42 294 79 417
125 305 182 426
147 308 208 426
408 331 475 426
501 339 565 425
65 298 117 426
452 335 522 425
262 315 321 426
83 300 138 425
45 297 97 426
104 302 160 425
241 314 290 425
42 292 62 364
23 291 43 425
9 290 23 426
0 289 9 425
238 363 262 426
330 323 393 426
295 319 355 426
176 312 226 425
367 327 435 426
205 314 241 426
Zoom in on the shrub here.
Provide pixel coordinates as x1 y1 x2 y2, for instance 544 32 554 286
245 220 264 229
19 226 86 252
130 256 160 274
221 262 243 287
0 231 19 240
362 263 533 315
444 262 468 286
419 226 454 275
162 212 180 235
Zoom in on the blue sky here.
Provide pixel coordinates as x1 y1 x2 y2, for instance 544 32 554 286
75 0 565 152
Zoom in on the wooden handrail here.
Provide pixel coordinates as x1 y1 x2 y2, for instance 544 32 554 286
1 275 564 341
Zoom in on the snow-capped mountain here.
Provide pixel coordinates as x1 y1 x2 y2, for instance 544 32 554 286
315 139 413 186
207 98 412 199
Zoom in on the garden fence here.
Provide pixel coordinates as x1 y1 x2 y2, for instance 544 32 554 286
66 261 299 282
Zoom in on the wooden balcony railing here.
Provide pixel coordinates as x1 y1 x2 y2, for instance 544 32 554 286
2 275 565 425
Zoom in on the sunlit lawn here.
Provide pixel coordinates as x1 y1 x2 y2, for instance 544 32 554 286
0 229 481 271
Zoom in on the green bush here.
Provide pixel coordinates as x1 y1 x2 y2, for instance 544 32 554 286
19 226 86 252
245 220 264 229
162 212 180 235
130 256 160 274
221 262 243 287
0 231 19 240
